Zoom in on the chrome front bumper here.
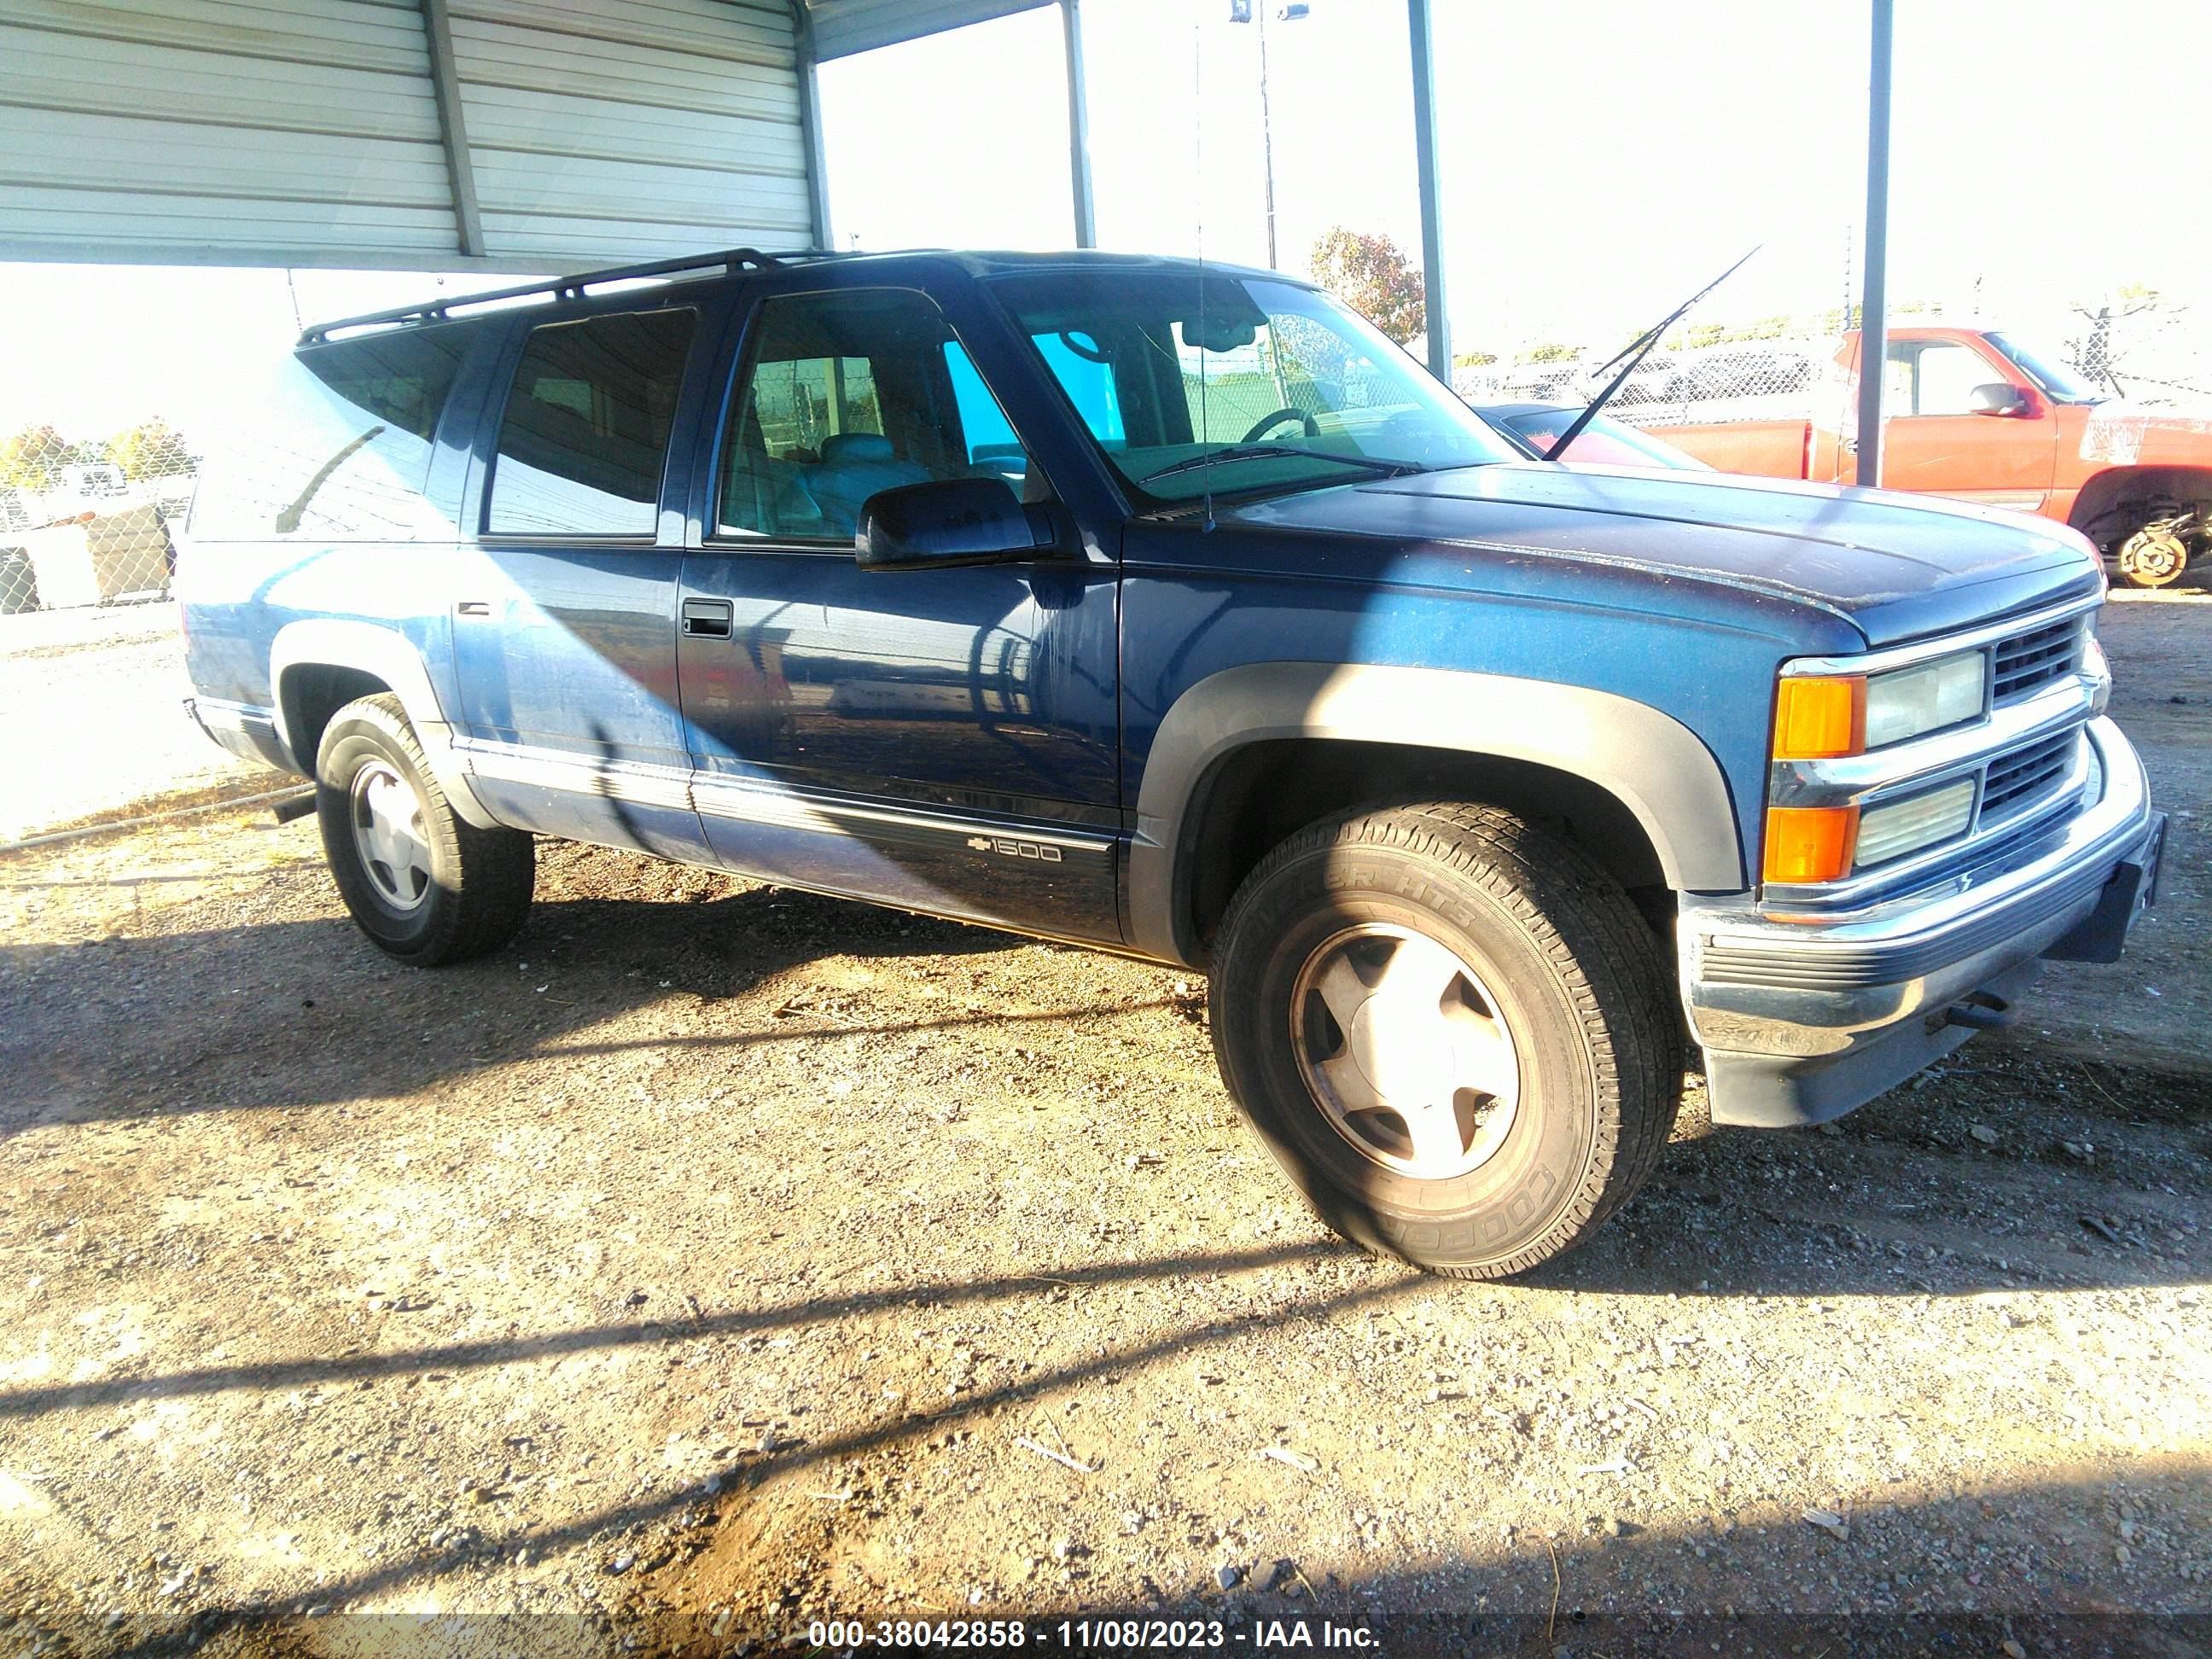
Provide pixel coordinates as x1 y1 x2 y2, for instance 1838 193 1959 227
1682 717 2163 1127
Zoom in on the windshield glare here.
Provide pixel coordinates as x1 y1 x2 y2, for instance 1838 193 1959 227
992 271 1512 503
1985 331 2104 404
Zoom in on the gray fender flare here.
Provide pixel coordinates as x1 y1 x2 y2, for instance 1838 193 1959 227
268 619 498 829
1127 661 1745 965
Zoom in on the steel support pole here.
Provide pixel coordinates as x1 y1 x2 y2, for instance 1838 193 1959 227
1406 0 1451 381
1062 0 1097 248
1854 0 1895 486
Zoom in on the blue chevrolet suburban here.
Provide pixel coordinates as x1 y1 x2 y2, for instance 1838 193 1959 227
178 247 2163 1278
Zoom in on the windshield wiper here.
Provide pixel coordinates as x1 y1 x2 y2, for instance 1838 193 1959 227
1543 246 1759 462
1139 445 1421 486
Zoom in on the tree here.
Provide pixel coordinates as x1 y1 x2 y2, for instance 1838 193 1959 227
2069 283 2173 394
109 417 195 481
0 424 70 492
1307 227 1425 346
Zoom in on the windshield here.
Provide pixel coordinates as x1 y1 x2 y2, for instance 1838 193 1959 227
1984 331 2104 404
1486 407 1710 470
991 271 1513 504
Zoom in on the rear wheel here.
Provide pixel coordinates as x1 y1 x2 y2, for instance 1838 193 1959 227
315 693 534 965
1208 801 1682 1278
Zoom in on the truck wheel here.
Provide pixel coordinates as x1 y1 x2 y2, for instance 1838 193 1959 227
2116 521 2190 589
1208 801 1682 1279
314 693 534 966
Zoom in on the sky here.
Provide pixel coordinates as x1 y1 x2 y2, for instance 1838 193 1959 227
2 0 2207 440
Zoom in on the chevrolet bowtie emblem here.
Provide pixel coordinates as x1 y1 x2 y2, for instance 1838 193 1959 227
966 836 992 850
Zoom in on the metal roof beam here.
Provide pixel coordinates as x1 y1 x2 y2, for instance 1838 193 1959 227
420 0 486 259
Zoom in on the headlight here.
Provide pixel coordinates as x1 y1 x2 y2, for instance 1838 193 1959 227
1773 650 1987 760
1766 649 1992 884
1864 653 1986 748
1854 777 1976 866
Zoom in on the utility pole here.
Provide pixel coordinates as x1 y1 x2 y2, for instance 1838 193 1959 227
1231 2 1307 270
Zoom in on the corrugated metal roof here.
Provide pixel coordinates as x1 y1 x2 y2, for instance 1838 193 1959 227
0 0 817 270
804 0 1054 61
0 0 1056 269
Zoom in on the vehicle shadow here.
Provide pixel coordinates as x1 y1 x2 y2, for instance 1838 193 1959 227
0 878 1109 1140
4 868 2204 1301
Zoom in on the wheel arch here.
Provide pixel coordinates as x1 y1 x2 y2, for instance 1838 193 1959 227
1127 663 1746 968
2066 464 2212 542
269 620 498 829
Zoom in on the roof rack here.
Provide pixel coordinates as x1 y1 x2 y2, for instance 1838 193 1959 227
297 246 860 345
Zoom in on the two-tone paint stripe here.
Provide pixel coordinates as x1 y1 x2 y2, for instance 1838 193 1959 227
451 736 1109 859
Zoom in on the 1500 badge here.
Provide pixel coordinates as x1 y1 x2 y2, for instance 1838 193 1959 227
967 835 1064 864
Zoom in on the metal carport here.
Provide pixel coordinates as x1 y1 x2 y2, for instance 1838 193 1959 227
0 0 1057 273
0 1 1901 463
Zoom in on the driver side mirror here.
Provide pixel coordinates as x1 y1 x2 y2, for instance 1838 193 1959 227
1968 382 2034 417
855 477 1051 572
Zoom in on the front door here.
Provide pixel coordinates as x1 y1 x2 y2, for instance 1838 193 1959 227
676 286 1121 942
448 303 713 860
1871 336 2058 511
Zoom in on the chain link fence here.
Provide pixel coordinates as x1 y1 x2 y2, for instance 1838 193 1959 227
1450 306 2212 436
0 470 194 619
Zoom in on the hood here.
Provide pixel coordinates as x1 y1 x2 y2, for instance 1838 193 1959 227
1231 462 2100 647
2072 399 2212 469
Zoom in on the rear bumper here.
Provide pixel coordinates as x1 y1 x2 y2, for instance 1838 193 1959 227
1682 717 2163 1127
183 696 294 774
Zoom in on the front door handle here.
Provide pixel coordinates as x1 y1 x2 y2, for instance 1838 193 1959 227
681 597 734 638
456 600 491 617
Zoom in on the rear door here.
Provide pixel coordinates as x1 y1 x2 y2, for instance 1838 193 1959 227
674 282 1121 942
448 300 716 859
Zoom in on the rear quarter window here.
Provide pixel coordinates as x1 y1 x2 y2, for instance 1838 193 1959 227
485 309 696 538
189 327 469 542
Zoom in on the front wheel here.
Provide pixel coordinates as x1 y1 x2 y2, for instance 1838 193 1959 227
315 693 535 966
1208 802 1682 1279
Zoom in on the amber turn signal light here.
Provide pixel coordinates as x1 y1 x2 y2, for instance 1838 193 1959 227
1762 805 1859 884
1773 676 1866 760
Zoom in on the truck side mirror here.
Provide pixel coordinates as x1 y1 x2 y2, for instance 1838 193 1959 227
1968 382 2034 417
854 477 1051 572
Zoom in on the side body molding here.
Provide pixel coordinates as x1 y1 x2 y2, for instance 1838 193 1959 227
268 619 499 829
1127 661 1746 966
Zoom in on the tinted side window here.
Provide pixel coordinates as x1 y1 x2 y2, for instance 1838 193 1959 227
486 309 696 537
719 289 1026 542
189 327 467 541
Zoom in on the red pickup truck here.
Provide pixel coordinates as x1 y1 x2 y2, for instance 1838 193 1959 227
1644 325 2212 588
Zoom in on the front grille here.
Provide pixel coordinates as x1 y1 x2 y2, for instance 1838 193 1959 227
1993 617 2084 703
1982 731 2078 820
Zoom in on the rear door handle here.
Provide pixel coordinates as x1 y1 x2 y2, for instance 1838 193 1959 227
681 597 733 639
456 600 491 617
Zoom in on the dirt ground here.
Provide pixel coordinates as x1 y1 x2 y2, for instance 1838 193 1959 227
1 596 2206 1658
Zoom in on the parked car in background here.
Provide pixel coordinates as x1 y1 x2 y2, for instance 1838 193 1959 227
1644 326 2212 589
179 248 2161 1281
1478 402 1710 470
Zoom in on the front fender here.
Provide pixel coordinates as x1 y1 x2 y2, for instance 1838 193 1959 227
268 618 498 829
1126 661 1746 966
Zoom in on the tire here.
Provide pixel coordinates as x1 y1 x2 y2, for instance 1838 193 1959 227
1208 801 1683 1279
314 693 535 966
